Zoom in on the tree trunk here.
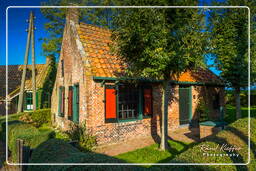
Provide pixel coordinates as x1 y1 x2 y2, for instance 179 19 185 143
160 80 169 150
235 87 241 119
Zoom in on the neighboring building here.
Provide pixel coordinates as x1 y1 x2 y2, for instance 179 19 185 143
51 9 225 145
0 57 55 115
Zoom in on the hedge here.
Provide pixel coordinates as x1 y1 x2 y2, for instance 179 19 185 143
8 122 55 162
28 139 141 171
19 108 51 127
150 117 255 171
0 113 24 140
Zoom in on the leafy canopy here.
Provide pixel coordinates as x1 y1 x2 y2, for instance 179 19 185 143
112 0 207 80
209 0 256 88
40 0 117 58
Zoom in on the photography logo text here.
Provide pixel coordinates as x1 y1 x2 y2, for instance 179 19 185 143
200 144 242 157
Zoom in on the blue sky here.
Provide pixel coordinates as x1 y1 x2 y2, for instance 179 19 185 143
0 0 221 75
1 0 49 65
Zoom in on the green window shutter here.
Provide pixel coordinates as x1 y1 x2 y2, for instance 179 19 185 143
73 84 79 123
58 87 62 116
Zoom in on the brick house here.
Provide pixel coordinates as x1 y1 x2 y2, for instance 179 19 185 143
51 9 225 145
0 57 54 115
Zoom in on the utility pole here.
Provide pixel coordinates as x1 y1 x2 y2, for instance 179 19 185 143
17 11 36 113
31 12 36 111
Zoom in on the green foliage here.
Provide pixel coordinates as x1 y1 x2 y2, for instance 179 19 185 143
19 109 51 128
196 97 210 122
113 0 207 80
209 0 256 118
65 122 96 151
40 0 117 57
40 55 57 108
54 129 71 141
0 113 25 140
224 105 256 124
8 122 55 162
28 139 139 171
209 0 256 87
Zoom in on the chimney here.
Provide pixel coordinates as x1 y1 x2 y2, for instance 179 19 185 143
66 7 79 25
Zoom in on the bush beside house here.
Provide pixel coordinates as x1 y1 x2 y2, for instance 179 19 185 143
19 108 51 127
0 109 54 162
8 122 55 162
0 113 24 140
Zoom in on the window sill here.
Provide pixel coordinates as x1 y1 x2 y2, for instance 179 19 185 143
118 118 139 123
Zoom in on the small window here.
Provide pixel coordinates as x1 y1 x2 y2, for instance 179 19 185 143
118 85 139 120
25 92 33 110
104 84 152 122
61 60 64 77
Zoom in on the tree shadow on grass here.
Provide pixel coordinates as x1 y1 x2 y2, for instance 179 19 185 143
27 138 145 171
224 126 255 159
152 137 199 164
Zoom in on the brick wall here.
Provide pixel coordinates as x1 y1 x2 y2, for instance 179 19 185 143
51 8 89 130
85 82 224 145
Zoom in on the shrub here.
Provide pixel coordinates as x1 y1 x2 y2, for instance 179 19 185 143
65 122 97 152
196 97 210 122
19 109 51 128
54 129 70 141
28 139 139 171
8 123 55 162
19 113 33 124
0 113 24 140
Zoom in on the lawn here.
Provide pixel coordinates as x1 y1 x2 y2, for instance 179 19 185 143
115 140 193 166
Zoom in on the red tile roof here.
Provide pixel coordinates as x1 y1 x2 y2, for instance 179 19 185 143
77 23 222 84
77 23 125 78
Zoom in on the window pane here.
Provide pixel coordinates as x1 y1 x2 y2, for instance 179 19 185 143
118 85 139 119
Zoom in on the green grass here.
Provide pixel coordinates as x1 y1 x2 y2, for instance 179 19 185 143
115 140 192 166
224 105 256 124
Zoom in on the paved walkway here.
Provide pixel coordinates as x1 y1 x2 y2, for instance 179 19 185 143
95 127 200 156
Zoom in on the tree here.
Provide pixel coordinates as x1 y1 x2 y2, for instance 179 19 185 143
112 0 207 150
40 0 117 58
209 0 256 119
